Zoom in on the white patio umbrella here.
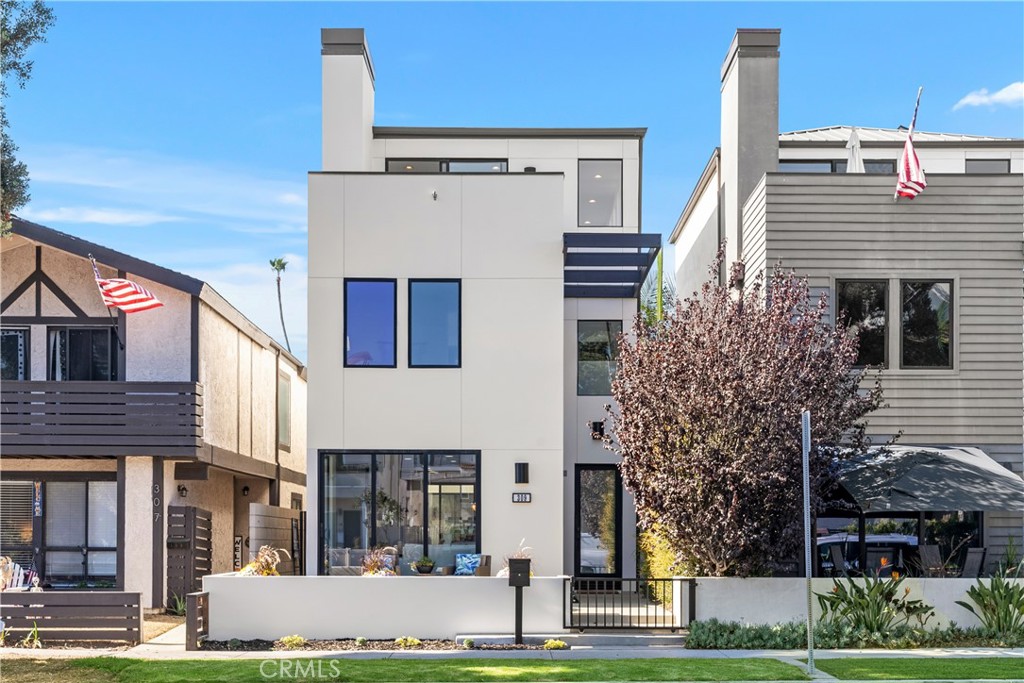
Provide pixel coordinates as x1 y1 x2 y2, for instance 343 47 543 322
846 127 865 173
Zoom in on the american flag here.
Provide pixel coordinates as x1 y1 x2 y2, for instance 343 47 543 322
895 87 927 200
91 259 164 313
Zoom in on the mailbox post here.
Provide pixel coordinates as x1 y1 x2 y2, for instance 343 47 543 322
507 558 531 645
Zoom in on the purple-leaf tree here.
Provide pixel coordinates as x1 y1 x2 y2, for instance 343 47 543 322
608 247 884 577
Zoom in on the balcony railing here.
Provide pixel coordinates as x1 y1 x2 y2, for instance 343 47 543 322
1 381 203 457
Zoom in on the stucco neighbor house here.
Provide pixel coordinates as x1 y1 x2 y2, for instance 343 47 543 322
307 29 658 579
671 29 1024 570
1 218 307 607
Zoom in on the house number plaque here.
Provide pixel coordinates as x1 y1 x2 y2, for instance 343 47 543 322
511 492 532 504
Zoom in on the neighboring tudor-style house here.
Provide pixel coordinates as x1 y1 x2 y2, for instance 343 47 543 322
307 29 657 578
1 218 307 607
672 30 1024 568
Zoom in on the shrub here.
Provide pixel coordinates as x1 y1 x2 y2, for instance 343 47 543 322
21 622 41 649
166 593 186 617
955 569 1024 637
227 638 241 650
638 524 679 607
363 548 398 576
543 639 568 650
462 638 475 649
276 634 307 650
687 619 805 649
354 636 368 647
816 570 935 633
394 636 421 648
239 545 290 576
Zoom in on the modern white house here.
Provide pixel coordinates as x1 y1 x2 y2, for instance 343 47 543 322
671 29 1024 570
306 29 657 580
1 219 307 607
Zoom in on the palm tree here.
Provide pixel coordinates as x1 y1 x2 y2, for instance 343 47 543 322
269 257 291 353
639 251 676 327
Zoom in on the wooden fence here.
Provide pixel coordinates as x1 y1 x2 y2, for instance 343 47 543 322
0 591 142 643
248 503 304 575
167 505 212 606
185 591 209 651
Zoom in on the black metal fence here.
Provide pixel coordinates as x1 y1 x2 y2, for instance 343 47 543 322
564 577 694 631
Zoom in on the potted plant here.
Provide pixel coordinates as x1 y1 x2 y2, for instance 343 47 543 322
411 556 435 574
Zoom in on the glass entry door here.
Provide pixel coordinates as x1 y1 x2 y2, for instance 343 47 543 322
575 465 622 577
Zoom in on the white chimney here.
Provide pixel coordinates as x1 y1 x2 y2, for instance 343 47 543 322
321 28 375 171
720 29 780 272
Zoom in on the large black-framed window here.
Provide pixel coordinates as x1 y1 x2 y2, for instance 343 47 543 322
344 279 397 368
386 159 508 174
836 280 888 368
577 320 622 395
901 280 953 369
578 159 623 227
318 451 481 575
46 327 117 381
1 327 29 380
779 159 897 174
409 279 461 368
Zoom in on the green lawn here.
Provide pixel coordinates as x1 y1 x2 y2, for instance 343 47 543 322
0 656 807 682
814 657 1024 680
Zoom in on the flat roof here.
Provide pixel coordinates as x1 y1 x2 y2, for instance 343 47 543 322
373 127 646 140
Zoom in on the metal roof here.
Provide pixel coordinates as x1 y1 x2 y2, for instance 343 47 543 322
780 125 1021 143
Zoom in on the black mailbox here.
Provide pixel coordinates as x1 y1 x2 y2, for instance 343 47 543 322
508 558 531 587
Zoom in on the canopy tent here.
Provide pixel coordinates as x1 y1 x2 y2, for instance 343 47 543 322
835 446 1024 513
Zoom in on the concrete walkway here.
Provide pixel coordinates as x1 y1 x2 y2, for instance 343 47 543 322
1 624 1020 663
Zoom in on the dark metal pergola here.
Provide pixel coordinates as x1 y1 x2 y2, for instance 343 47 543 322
563 232 661 299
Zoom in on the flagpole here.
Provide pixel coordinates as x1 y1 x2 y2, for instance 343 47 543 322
89 254 125 351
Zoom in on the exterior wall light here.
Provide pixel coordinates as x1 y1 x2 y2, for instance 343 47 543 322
514 462 529 484
177 484 188 498
242 486 250 497
590 421 605 440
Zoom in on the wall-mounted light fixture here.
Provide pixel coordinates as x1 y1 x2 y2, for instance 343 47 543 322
590 420 605 440
177 484 188 498
242 486 250 497
514 462 529 485
731 260 746 290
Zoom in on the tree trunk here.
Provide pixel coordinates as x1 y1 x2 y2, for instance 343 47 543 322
276 275 291 353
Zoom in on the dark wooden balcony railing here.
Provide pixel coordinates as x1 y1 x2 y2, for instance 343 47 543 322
1 381 203 457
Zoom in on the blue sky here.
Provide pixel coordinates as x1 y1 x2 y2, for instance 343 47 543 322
9 2 1023 361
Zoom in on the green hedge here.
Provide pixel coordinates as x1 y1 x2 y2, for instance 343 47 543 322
686 618 1024 649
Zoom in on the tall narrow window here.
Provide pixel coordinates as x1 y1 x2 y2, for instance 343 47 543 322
47 327 117 381
579 160 623 227
577 321 622 395
901 281 953 368
409 280 460 368
1 328 28 380
344 280 396 367
0 481 34 568
277 371 292 449
836 280 888 367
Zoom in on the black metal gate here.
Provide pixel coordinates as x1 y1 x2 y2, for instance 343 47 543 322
564 577 694 630
166 505 212 605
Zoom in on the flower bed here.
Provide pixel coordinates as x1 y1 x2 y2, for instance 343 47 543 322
200 638 540 651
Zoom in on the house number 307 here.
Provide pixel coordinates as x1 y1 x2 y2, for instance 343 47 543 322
153 483 162 523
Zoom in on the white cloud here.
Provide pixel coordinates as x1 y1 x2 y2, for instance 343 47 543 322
23 144 307 231
19 206 182 226
953 81 1024 111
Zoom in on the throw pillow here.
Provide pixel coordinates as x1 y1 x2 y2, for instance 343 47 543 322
454 553 481 576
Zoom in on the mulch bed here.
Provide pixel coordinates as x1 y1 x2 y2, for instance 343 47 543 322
201 639 541 651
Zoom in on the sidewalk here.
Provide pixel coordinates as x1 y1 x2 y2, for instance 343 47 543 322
1 625 1021 662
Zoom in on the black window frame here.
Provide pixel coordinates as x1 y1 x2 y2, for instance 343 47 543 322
835 279 890 369
899 279 954 370
965 159 1011 174
343 278 398 369
408 278 462 369
45 326 118 381
577 320 623 396
1 326 30 380
779 159 897 174
385 159 509 174
316 450 482 576
578 159 624 228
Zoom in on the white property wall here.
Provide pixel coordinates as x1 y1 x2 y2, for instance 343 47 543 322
307 172 565 576
203 574 567 640
691 577 1021 629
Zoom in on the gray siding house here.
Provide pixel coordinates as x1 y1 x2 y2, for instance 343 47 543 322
672 29 1024 569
